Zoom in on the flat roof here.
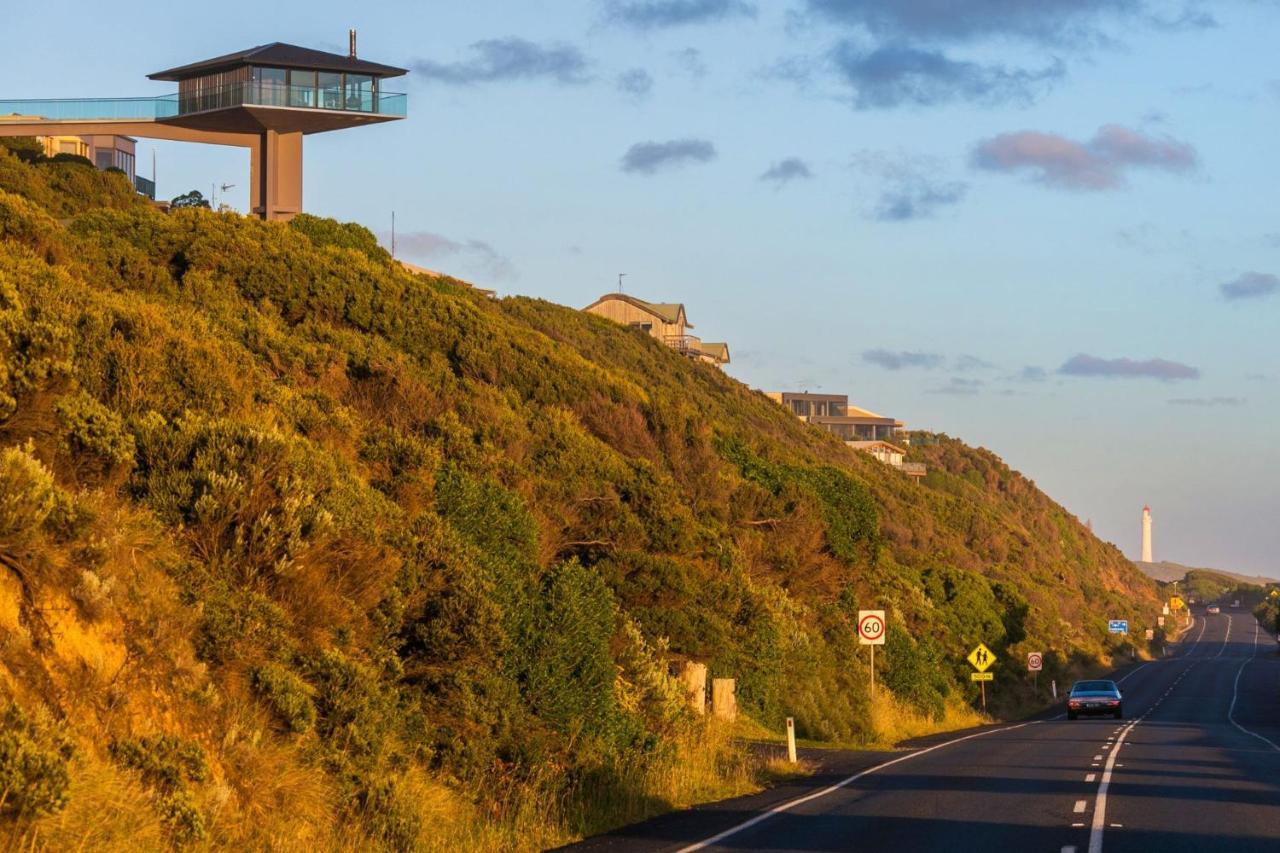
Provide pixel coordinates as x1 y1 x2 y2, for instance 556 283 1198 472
847 440 908 454
149 42 408 81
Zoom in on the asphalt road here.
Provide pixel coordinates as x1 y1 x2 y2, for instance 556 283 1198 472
565 608 1280 852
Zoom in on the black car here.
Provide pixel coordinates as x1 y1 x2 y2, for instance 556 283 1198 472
1067 680 1123 720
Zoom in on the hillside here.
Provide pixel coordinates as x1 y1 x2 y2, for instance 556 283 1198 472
0 148 1160 850
1136 560 1278 588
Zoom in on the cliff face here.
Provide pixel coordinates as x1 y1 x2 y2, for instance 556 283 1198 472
0 148 1158 847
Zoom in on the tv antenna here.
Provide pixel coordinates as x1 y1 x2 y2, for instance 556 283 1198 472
617 273 627 293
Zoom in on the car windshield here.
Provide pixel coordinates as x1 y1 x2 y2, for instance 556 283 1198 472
1072 681 1117 694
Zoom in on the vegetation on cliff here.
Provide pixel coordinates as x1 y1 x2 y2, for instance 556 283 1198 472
0 147 1160 849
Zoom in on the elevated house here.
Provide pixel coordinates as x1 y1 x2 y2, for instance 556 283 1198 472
583 292 730 367
768 391 925 478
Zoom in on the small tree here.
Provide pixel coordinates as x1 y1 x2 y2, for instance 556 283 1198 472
0 136 45 163
170 190 210 209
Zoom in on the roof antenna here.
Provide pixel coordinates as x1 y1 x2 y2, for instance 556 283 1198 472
617 272 626 293
349 29 357 59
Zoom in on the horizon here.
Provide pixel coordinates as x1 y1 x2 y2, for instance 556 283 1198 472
5 0 1278 573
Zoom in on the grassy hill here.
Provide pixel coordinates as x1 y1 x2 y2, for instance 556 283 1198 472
0 147 1160 850
1136 560 1278 588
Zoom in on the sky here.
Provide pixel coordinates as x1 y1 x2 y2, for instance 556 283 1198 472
4 0 1279 575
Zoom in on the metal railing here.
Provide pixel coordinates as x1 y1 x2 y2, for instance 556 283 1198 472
900 463 928 477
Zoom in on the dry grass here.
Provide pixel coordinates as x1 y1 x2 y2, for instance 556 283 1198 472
13 754 164 852
867 690 986 748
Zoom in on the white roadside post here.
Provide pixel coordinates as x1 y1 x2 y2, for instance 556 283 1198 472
857 610 887 695
786 717 797 764
1052 679 1057 700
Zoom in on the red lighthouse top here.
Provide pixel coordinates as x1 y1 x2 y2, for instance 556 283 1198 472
1143 505 1151 514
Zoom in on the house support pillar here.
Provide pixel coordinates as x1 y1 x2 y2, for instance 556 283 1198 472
250 129 302 221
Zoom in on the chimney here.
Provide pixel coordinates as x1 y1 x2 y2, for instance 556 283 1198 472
349 29 357 59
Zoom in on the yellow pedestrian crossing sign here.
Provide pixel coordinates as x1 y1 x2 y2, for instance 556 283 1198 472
967 643 996 673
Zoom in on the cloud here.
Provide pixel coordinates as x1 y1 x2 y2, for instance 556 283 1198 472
972 124 1197 190
616 68 655 99
955 354 997 371
1057 353 1200 381
862 348 944 370
620 138 717 174
928 377 984 395
1167 396 1245 407
805 0 1140 45
604 0 756 29
1219 271 1279 301
760 157 813 187
1018 365 1049 382
829 41 1063 109
413 38 590 85
672 47 709 78
386 231 516 282
852 150 968 220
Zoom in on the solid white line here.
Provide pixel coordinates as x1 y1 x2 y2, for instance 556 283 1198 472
1228 619 1280 753
673 720 1038 852
1087 715 1142 853
1115 663 1148 685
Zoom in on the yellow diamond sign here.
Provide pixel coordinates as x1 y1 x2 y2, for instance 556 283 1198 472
1170 596 1185 611
967 643 996 673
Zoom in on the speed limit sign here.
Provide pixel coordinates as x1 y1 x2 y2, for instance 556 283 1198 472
1027 652 1043 672
858 610 886 645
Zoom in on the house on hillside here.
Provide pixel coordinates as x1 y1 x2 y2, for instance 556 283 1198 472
583 292 730 367
0 118 155 198
766 391 906 442
398 259 496 298
768 391 925 478
846 440 926 479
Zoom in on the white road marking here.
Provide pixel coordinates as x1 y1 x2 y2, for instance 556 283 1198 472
1215 615 1233 658
1093 754 1103 760
1074 800 1087 813
1085 773 1096 782
1063 847 1078 853
674 719 1039 852
1228 618 1280 753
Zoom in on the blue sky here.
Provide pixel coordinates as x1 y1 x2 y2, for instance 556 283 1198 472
5 1 1279 575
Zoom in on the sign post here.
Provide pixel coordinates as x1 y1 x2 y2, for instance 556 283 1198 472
1027 651 1043 692
967 643 997 711
858 610 886 695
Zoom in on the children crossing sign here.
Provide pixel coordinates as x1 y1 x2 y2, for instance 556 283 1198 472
967 643 996 673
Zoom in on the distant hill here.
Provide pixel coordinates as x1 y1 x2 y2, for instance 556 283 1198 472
1136 560 1279 588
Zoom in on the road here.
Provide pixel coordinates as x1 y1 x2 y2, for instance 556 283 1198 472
566 608 1280 852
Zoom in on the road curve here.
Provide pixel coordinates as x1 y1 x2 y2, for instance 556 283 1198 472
563 608 1280 852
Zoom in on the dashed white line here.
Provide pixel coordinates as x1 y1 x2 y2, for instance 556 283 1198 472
1085 773 1097 783
1073 800 1088 813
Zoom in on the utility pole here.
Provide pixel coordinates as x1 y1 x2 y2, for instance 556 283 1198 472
391 211 396 258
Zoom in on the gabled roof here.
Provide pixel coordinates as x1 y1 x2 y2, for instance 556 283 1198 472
697 341 730 363
149 43 409 82
583 293 692 328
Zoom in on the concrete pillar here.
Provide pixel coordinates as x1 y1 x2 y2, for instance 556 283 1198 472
711 678 737 722
250 130 303 221
679 661 707 714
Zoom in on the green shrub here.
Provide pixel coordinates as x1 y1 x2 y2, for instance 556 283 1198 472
0 702 74 818
251 662 317 733
110 734 209 845
289 213 391 263
55 390 136 469
0 442 59 544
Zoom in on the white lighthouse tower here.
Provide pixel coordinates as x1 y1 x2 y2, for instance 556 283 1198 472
1141 505 1153 563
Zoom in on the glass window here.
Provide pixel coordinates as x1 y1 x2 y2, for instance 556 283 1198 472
288 70 316 108
254 67 287 106
345 74 374 111
317 72 343 110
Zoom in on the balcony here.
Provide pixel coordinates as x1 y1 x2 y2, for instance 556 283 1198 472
0 84 406 126
900 462 928 478
663 334 703 354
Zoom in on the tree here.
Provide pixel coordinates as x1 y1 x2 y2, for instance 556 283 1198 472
0 136 45 163
170 190 210 209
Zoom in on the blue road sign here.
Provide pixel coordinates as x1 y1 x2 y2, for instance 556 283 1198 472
1108 620 1129 634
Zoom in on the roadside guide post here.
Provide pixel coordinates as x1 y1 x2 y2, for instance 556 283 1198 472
786 717 797 764
1051 679 1057 700
858 610 886 696
967 643 996 712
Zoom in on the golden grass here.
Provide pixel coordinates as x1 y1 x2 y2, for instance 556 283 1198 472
867 690 987 748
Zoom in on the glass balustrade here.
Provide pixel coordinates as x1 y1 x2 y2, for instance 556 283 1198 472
0 86 405 122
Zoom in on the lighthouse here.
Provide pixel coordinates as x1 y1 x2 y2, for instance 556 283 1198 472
1141 505 1153 563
